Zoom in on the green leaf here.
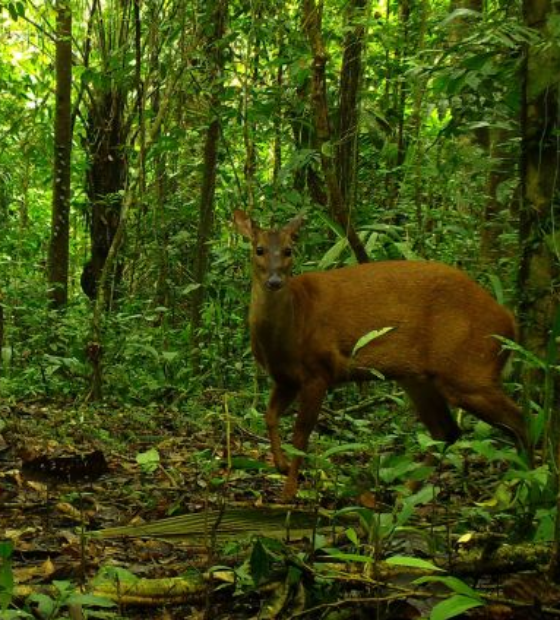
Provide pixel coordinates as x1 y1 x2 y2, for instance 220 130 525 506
0 611 33 619
345 527 359 546
487 274 504 305
0 552 14 612
67 593 116 608
414 576 481 600
283 444 307 458
318 237 349 269
430 594 484 620
26 593 56 617
0 542 13 561
250 539 271 585
323 442 367 458
351 327 395 358
161 351 179 362
324 548 373 563
228 456 272 471
94 566 139 584
287 566 303 586
406 484 440 507
7 2 20 20
136 448 160 474
441 8 481 27
321 141 334 157
385 556 444 572
534 508 555 542
182 283 202 296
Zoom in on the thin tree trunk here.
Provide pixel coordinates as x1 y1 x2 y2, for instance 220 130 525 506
147 11 169 310
410 0 428 247
243 9 258 213
48 0 72 309
336 0 368 211
395 0 410 171
272 28 284 192
190 0 228 366
302 0 368 263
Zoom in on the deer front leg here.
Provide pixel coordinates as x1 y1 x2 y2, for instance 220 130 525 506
265 382 298 474
283 380 327 500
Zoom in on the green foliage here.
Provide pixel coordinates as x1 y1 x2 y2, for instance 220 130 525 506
0 1 553 614
0 0 532 406
427 595 484 620
136 447 160 475
26 581 115 619
0 541 15 613
0 549 115 620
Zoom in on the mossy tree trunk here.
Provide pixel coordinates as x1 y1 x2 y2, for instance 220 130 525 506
519 0 560 356
189 0 228 370
518 0 560 582
48 0 72 309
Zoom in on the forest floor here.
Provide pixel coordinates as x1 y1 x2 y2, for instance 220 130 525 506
0 396 556 619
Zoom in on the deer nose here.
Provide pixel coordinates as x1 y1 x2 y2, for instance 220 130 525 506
266 274 284 291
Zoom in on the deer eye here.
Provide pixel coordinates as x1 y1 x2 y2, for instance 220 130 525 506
284 247 292 257
256 246 265 256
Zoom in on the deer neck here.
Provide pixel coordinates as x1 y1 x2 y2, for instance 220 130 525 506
249 281 299 374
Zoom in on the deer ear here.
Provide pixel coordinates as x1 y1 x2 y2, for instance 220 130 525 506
233 210 254 239
284 213 304 239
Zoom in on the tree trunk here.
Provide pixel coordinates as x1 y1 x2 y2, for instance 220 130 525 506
336 0 368 211
410 0 428 247
242 7 258 214
80 1 132 303
48 0 72 309
518 0 560 582
86 61 181 402
82 88 127 304
190 0 228 367
519 0 560 357
302 0 368 263
395 0 410 172
272 30 284 192
147 11 169 310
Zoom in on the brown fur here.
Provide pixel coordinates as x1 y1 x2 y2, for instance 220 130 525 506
234 210 528 499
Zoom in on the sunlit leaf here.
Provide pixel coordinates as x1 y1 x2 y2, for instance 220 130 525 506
385 556 444 572
430 594 484 620
351 327 396 358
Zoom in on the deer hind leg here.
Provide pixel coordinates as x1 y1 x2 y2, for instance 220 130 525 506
400 377 461 443
435 378 529 452
283 379 327 500
266 382 298 474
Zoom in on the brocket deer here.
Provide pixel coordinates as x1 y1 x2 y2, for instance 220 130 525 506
234 210 528 499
